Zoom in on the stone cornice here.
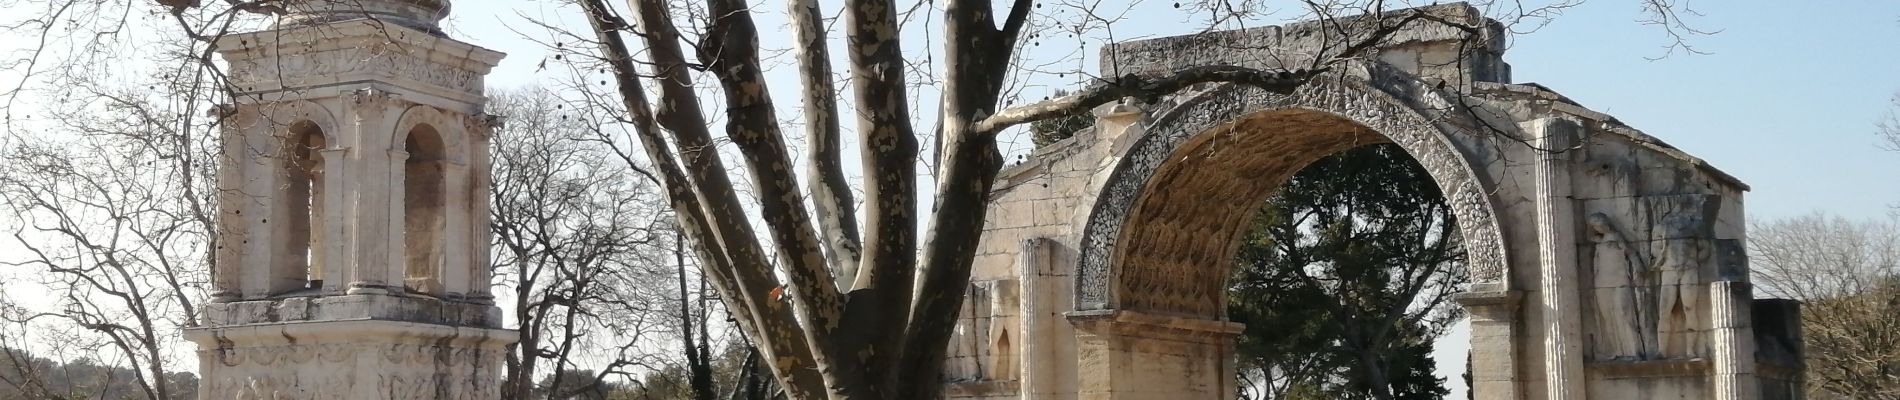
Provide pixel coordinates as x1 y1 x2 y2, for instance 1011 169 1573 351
1065 309 1245 342
217 20 505 105
216 19 502 67
183 318 517 348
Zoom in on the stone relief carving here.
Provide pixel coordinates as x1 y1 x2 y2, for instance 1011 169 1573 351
1585 212 1661 360
463 113 503 140
205 342 499 399
231 46 482 94
350 87 404 133
1075 74 1511 313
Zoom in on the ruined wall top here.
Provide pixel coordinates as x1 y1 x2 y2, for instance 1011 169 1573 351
1101 2 1510 85
280 0 450 34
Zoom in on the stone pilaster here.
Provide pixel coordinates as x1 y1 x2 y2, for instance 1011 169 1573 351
1455 283 1522 399
315 148 350 295
1710 280 1759 399
1018 238 1055 398
440 162 472 299
1067 310 1242 400
1529 117 1585 399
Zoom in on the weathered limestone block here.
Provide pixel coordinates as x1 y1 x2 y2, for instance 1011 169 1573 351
185 319 512 400
1067 310 1241 400
196 2 512 399
1101 4 1509 85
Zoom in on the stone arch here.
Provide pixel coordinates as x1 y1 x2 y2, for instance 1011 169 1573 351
1074 75 1511 318
260 100 340 135
391 103 478 297
281 120 328 292
392 104 467 162
401 123 448 294
259 100 340 296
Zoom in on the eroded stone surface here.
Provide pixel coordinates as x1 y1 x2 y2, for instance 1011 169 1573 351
188 1 512 398
949 3 1796 399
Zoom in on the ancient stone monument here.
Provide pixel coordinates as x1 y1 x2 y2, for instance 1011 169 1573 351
943 4 1803 399
183 0 512 398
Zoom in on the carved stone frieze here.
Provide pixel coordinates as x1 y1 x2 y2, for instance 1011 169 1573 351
229 45 483 95
198 339 505 400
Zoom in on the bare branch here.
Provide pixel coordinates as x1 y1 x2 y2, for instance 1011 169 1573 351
979 65 1323 133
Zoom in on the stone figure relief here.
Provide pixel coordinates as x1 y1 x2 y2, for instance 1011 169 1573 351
1585 212 1660 360
1585 196 1716 361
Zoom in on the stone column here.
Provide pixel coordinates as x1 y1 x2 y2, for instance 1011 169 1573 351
345 90 399 296
1710 280 1759 399
1454 283 1522 399
1529 117 1585 399
211 111 254 302
385 149 411 293
467 137 496 302
316 148 350 295
440 162 472 299
1018 238 1061 399
1067 310 1242 400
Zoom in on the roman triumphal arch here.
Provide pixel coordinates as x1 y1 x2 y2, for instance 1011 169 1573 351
942 4 1804 399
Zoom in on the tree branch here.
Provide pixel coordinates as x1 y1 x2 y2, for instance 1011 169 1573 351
976 65 1324 132
576 0 827 397
787 0 863 291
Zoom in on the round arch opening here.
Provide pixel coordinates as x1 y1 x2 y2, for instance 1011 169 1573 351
403 123 448 294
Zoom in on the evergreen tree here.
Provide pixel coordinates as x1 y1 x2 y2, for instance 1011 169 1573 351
1229 144 1467 400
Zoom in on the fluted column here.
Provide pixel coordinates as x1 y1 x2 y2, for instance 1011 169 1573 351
344 89 401 295
1530 117 1585 399
1711 280 1759 399
467 129 497 302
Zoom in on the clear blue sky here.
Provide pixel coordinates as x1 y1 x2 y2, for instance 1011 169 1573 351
456 0 1900 222
1504 1 1900 221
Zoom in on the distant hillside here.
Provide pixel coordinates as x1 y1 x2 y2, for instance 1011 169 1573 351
0 348 196 400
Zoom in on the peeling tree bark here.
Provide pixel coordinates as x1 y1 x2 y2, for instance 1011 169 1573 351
575 1 827 398
788 0 864 291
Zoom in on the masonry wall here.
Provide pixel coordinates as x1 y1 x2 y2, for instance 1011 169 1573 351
945 115 1132 399
946 4 1780 399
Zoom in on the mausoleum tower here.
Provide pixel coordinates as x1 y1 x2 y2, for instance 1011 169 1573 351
183 0 513 398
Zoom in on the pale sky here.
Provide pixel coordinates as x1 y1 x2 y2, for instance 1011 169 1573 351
5 0 1899 397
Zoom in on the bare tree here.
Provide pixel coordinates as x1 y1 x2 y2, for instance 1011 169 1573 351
490 85 771 400
0 2 273 396
1750 213 1900 399
1880 93 1900 153
488 86 684 399
0 72 218 400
